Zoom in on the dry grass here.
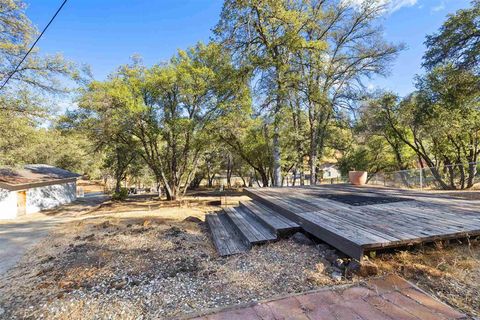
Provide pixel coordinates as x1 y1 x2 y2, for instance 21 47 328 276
373 239 480 318
1 191 479 319
0 194 338 320
76 180 105 194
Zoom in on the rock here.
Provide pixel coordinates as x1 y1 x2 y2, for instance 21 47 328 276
331 270 343 282
291 232 313 245
111 280 127 290
346 259 378 277
183 216 202 223
0 307 4 316
83 233 95 241
130 278 141 286
334 258 345 269
324 249 339 264
100 221 111 229
166 226 184 237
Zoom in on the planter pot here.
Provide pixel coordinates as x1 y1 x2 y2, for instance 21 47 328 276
349 171 367 185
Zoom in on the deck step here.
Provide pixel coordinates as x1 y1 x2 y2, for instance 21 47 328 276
240 200 300 236
206 213 249 256
224 207 277 245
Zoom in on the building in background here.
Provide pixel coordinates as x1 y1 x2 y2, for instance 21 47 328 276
0 164 81 219
319 163 341 180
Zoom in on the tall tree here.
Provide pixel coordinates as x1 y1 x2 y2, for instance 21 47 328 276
68 79 140 193
0 0 80 101
215 0 327 186
423 0 480 73
293 0 401 184
114 43 249 200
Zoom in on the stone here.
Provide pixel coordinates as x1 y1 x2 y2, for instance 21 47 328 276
83 233 95 241
334 258 345 269
325 249 339 264
183 216 202 223
166 226 184 237
100 221 111 229
291 232 313 245
0 307 4 316
331 270 343 282
346 259 379 277
111 280 127 290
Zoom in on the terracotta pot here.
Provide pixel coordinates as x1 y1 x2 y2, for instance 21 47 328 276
349 171 367 185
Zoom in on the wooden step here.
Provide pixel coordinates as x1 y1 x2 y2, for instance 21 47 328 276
224 207 277 245
240 200 300 236
206 213 249 256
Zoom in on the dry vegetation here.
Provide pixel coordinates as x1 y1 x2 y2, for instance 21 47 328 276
373 239 480 318
0 193 344 320
1 192 479 319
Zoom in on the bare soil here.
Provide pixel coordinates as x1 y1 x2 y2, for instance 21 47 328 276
0 193 346 320
0 191 478 319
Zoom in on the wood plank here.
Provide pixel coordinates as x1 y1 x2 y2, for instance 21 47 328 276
245 186 480 258
206 213 248 256
224 207 277 245
240 200 299 236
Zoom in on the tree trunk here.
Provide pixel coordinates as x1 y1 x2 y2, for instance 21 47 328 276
309 152 317 185
226 154 233 188
466 162 477 188
272 122 282 187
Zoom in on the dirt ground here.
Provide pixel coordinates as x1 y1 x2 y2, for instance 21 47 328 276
0 191 479 319
373 239 480 318
0 192 347 320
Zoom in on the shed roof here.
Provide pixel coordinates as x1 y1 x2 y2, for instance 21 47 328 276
0 164 81 191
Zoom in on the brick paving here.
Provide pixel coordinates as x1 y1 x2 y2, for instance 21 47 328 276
189 275 467 320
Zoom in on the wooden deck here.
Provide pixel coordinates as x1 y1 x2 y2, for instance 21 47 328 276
206 200 300 256
245 185 480 260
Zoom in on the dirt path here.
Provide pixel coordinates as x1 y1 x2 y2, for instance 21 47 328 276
0 194 108 274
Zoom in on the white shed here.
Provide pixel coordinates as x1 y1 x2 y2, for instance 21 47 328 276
319 163 341 180
0 164 81 219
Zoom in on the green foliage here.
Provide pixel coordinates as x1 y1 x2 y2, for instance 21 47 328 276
0 0 84 98
72 42 250 199
111 188 128 201
423 0 480 73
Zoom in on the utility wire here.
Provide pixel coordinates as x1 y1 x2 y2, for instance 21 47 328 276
0 0 69 92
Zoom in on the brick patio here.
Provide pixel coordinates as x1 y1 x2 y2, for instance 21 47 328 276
189 275 467 320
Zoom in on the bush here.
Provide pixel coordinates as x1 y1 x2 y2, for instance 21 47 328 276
112 188 128 201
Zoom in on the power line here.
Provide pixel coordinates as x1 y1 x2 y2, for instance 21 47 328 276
0 0 69 92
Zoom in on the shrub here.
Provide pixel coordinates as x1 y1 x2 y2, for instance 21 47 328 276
112 188 128 201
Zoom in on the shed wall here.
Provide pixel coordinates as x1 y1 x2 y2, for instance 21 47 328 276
0 188 18 219
26 181 77 214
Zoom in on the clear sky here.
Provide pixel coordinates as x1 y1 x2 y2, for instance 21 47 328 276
26 0 472 97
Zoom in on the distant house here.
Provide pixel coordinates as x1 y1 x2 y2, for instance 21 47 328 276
0 165 81 219
319 163 341 180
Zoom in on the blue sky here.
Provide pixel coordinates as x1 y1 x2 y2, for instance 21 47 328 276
26 0 472 97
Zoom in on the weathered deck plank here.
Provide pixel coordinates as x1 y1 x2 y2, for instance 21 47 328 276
224 207 277 245
206 213 248 256
240 200 300 236
244 185 480 259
